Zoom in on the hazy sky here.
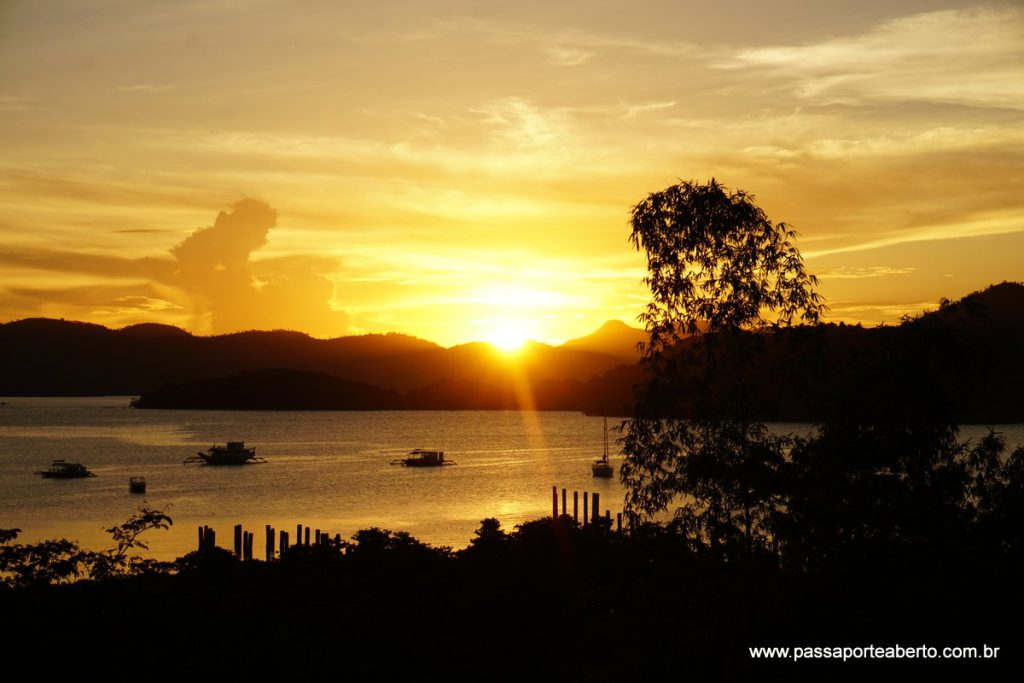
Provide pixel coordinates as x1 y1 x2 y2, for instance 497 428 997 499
1 0 1021 345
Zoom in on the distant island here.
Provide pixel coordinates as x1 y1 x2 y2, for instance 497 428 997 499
3 282 1024 421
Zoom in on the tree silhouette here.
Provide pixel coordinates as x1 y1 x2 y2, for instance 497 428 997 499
621 179 824 555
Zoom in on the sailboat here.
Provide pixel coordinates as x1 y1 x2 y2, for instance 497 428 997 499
591 416 614 478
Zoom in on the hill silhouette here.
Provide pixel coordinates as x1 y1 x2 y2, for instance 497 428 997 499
0 318 631 407
561 319 648 362
2 282 1022 420
648 281 1024 423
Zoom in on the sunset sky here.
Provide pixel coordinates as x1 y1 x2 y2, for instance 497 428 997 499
1 0 1021 346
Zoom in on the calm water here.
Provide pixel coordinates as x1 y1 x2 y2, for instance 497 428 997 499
2 398 1021 561
0 398 630 559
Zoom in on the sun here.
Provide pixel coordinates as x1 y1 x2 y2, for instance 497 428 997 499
484 321 529 352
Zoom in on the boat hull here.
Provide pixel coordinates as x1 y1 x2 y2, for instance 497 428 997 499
36 471 96 479
184 442 266 465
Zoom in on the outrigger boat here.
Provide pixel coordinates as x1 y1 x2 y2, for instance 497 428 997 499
592 417 614 478
35 459 96 478
184 441 267 466
390 449 455 467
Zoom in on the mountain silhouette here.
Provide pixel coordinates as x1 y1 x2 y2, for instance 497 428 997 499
561 319 648 362
0 318 629 399
2 282 1022 420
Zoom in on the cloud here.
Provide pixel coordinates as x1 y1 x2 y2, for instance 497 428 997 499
816 266 915 280
0 95 32 112
0 200 351 337
168 199 349 335
114 84 172 93
827 300 940 323
621 100 676 119
721 7 1024 109
471 97 567 147
546 46 596 66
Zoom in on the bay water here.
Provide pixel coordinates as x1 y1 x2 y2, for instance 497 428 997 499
2 397 1021 561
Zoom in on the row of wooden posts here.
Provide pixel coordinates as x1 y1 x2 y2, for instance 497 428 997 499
197 523 342 561
194 486 625 558
551 486 624 533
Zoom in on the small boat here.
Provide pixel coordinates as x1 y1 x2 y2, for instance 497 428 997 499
390 449 455 467
183 441 267 466
592 417 614 478
129 476 147 493
35 459 97 478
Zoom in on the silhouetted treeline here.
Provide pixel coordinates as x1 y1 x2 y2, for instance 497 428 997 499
654 281 1024 423
3 507 1021 676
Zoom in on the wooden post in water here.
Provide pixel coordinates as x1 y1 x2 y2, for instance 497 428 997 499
266 525 274 560
552 486 558 518
280 529 288 554
561 488 567 517
304 527 310 546
592 493 600 525
197 526 204 551
296 524 302 546
205 527 215 550
583 492 589 525
315 529 321 545
573 491 579 522
234 524 243 557
616 512 622 533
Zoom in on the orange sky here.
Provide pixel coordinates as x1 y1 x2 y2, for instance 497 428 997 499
0 1 1022 346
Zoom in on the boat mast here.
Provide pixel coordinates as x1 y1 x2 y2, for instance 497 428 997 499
603 416 609 462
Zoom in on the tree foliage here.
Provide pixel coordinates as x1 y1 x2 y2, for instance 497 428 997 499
622 179 825 552
0 506 172 587
628 178 824 348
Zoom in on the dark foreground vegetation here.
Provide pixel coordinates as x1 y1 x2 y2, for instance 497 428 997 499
2 448 1023 678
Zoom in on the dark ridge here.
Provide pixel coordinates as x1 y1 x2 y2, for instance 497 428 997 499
2 282 1023 420
118 323 192 339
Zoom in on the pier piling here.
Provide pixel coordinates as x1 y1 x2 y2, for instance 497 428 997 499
573 491 578 522
583 492 589 525
234 524 242 557
592 493 600 525
561 488 567 517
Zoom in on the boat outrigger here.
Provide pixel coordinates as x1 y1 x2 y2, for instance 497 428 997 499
35 459 96 478
592 417 614 478
390 449 455 467
184 441 267 466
